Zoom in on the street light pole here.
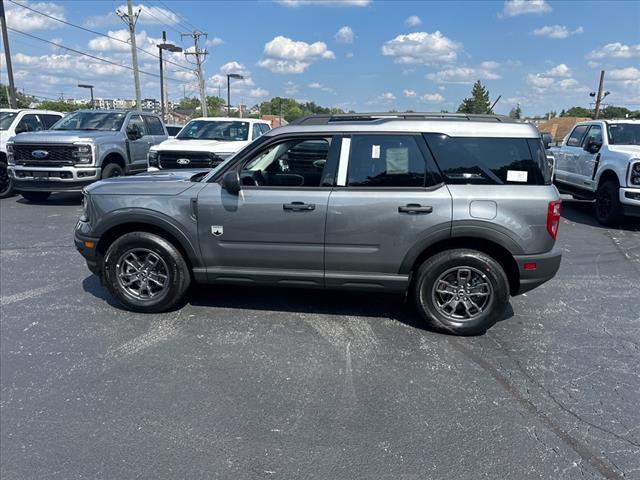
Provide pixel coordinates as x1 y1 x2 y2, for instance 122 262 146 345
157 33 182 122
226 73 244 116
78 84 94 109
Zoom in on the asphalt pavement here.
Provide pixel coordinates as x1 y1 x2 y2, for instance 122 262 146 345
1 192 639 479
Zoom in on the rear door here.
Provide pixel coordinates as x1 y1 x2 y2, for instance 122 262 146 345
196 135 340 286
324 133 452 291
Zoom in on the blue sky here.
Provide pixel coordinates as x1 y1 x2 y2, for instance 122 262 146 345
2 0 639 116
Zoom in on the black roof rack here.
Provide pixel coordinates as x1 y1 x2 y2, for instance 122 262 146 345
290 112 518 126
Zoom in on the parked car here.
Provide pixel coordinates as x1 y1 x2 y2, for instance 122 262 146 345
75 113 562 335
147 117 270 171
550 119 640 225
0 108 64 198
7 109 167 202
165 124 183 138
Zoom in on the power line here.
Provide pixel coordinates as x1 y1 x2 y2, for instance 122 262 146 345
155 0 200 33
138 5 183 36
7 0 194 73
7 27 192 84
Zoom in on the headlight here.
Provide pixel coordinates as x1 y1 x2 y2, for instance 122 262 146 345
73 143 93 165
148 150 159 167
631 161 640 186
6 142 14 165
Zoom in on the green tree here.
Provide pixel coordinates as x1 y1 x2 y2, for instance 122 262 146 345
545 110 557 119
178 96 200 110
509 105 522 119
600 106 631 119
0 84 33 108
37 100 81 112
206 96 226 116
561 106 592 117
457 80 492 114
258 97 344 122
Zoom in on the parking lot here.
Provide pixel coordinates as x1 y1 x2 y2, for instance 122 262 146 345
0 193 638 479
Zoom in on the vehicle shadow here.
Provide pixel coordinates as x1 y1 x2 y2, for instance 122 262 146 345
561 198 640 231
81 274 515 335
15 192 83 206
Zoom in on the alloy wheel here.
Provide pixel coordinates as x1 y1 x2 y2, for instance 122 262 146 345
115 248 169 300
431 266 493 321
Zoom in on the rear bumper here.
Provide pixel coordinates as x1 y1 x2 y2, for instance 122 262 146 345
513 248 562 295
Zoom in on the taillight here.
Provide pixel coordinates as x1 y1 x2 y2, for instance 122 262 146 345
547 200 562 240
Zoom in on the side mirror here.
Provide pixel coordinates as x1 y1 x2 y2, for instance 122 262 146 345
127 124 143 140
222 171 241 195
14 126 27 134
583 136 602 154
541 133 552 149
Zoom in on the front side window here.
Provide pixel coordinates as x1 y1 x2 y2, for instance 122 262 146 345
0 112 18 130
127 115 147 136
41 114 63 129
16 114 44 133
259 123 271 134
347 135 427 187
144 116 165 135
584 125 602 145
608 123 640 145
566 125 589 147
424 134 548 185
240 138 331 187
252 123 263 140
51 111 126 131
177 120 250 141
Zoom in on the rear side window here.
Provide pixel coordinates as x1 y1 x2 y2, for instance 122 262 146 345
144 116 165 135
566 125 589 147
424 134 548 185
347 135 429 187
40 114 63 129
259 123 270 134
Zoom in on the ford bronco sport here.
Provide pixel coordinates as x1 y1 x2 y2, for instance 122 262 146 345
75 113 562 335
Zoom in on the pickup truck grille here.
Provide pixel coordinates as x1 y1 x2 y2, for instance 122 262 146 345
14 144 75 167
158 151 224 169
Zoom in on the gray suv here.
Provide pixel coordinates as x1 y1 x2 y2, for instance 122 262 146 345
75 113 562 335
7 109 167 202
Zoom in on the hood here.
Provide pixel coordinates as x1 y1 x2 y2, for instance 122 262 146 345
152 137 246 153
10 130 120 144
86 169 208 196
608 145 640 157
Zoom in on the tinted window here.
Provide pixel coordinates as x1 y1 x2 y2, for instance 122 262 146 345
347 135 426 187
144 116 165 135
127 115 147 136
424 134 547 185
40 114 63 129
259 123 270 134
584 125 602 145
166 126 182 136
241 138 330 187
607 123 639 145
16 114 43 133
252 123 262 140
567 125 589 147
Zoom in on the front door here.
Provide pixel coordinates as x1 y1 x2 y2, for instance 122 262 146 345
324 134 452 291
573 124 602 189
126 114 151 172
197 135 339 287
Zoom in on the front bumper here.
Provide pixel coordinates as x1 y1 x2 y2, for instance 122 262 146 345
9 165 100 192
620 187 640 217
75 225 101 276
513 248 562 295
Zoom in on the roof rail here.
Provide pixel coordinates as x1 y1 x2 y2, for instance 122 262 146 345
290 112 517 125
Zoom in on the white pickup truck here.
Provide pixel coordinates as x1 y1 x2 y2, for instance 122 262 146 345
550 119 640 225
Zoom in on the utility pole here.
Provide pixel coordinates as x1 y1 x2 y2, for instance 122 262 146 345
182 31 208 117
117 0 141 110
0 0 17 108
157 32 181 122
594 70 606 119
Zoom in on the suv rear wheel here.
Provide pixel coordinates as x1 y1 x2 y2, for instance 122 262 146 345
595 180 623 226
21 191 51 202
0 161 13 198
414 249 509 335
103 232 191 313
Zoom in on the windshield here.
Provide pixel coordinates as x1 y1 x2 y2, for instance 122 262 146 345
0 112 18 130
51 111 126 131
607 123 640 145
176 120 249 141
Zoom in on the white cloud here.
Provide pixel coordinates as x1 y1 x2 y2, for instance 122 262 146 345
587 42 640 59
382 31 462 64
526 64 586 95
206 37 224 47
558 78 578 89
421 93 444 102
499 0 551 18
276 0 370 6
345 52 354 58
608 67 640 81
335 26 354 44
86 3 181 28
88 29 158 52
5 1 66 30
403 89 417 97
308 82 322 88
544 63 571 77
219 61 250 77
425 62 502 83
526 74 555 89
307 82 333 93
284 81 299 95
533 25 583 39
249 88 269 98
258 36 335 74
206 61 265 100
405 15 422 27
379 92 396 101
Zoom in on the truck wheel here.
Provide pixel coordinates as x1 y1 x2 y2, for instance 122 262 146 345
103 232 191 313
0 161 13 198
101 163 124 179
21 191 51 202
595 180 623 226
413 249 510 335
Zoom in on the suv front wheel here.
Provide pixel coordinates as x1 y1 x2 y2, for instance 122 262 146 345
103 232 191 312
414 249 509 335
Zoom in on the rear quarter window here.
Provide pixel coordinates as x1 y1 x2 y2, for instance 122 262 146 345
423 134 550 186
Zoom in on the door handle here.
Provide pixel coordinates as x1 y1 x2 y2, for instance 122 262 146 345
398 203 433 214
283 201 315 211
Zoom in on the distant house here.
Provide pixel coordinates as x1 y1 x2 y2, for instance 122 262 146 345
261 115 287 128
538 117 591 143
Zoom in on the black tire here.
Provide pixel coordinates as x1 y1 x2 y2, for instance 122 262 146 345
0 161 13 199
21 191 51 202
413 249 510 335
595 180 623 226
101 163 125 179
103 232 191 313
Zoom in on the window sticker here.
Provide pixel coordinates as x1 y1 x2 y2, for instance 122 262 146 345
371 144 380 159
386 147 409 174
507 170 528 182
